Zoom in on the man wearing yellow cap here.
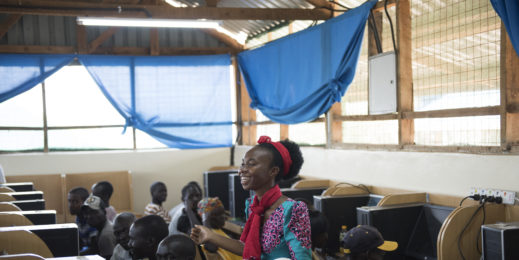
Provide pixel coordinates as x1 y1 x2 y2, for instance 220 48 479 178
342 225 398 260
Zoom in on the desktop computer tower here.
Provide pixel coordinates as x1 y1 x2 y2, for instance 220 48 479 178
228 173 251 221
203 170 238 211
313 195 371 255
482 222 519 260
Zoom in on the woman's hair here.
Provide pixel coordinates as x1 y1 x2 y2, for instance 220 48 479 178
257 139 304 182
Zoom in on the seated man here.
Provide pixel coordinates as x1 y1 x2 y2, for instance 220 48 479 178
144 182 171 223
169 183 202 235
342 225 398 260
156 234 197 260
81 195 117 259
93 181 117 222
129 215 169 260
111 212 136 260
68 187 97 251
197 197 241 260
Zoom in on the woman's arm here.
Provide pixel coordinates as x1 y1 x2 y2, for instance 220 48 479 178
191 225 244 256
285 201 313 259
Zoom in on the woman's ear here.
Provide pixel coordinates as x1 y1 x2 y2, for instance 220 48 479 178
269 166 280 178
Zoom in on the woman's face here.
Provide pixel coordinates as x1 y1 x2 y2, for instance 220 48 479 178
239 146 278 192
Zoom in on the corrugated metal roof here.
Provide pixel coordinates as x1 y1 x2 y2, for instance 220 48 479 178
0 0 367 51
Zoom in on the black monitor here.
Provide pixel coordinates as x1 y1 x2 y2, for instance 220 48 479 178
228 173 251 221
281 187 326 206
314 194 371 254
11 199 45 210
0 223 79 257
6 191 44 200
357 203 425 260
0 210 57 225
2 182 34 192
405 204 453 259
203 170 238 210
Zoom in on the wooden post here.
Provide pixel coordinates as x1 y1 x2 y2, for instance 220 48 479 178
240 73 256 145
76 24 87 54
500 24 519 150
396 0 414 146
150 29 159 55
326 2 343 146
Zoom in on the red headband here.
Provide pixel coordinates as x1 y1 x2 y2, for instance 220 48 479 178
257 136 292 176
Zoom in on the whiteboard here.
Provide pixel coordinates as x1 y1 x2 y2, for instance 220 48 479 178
369 52 397 115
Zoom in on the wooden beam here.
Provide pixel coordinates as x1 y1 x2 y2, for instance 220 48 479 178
150 28 159 55
500 23 519 150
202 29 243 51
0 1 332 20
402 106 500 119
372 0 396 13
335 113 398 121
0 44 231 55
89 27 119 53
0 14 22 39
76 24 88 54
0 45 75 54
305 0 333 9
240 73 257 145
396 0 414 146
205 0 219 7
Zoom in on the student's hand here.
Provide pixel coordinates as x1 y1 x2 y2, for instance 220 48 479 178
190 224 213 244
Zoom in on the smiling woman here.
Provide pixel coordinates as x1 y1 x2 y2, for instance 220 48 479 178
191 136 311 260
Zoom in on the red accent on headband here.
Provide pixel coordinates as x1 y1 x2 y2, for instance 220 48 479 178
257 136 292 176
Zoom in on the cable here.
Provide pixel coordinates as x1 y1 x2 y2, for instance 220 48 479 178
476 200 486 254
457 202 486 260
328 0 352 10
384 0 397 53
459 196 471 207
334 182 370 194
368 11 383 54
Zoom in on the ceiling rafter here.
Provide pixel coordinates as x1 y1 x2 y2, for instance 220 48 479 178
0 14 22 39
0 0 332 20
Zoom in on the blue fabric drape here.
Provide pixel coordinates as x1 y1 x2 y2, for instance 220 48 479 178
78 54 232 149
237 0 376 124
491 0 519 56
0 54 75 102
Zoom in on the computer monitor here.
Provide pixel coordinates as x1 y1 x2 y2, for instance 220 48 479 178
1 182 34 191
0 210 56 225
0 223 79 256
482 222 519 260
281 188 326 206
228 173 252 221
314 194 371 255
405 204 453 259
203 170 238 210
6 191 44 200
11 199 45 210
357 203 424 260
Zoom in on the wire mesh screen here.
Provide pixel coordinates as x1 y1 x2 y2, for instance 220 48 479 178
415 116 500 146
342 120 399 144
412 0 501 146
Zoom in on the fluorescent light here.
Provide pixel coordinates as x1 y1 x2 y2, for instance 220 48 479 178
77 17 221 29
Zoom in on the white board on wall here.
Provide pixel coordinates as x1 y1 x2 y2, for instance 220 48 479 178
369 52 397 115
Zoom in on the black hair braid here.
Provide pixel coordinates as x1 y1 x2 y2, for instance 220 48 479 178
258 139 304 182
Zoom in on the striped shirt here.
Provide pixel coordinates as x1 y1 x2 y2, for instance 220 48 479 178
144 203 171 223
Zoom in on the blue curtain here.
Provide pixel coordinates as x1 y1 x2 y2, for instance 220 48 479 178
78 54 232 149
0 54 75 102
491 0 519 56
237 0 376 124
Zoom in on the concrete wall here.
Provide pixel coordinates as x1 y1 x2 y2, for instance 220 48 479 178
2 146 518 214
234 146 519 197
0 148 231 214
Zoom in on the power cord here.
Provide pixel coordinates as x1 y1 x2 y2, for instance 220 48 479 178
384 0 397 53
459 194 481 206
457 201 486 260
334 182 371 194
